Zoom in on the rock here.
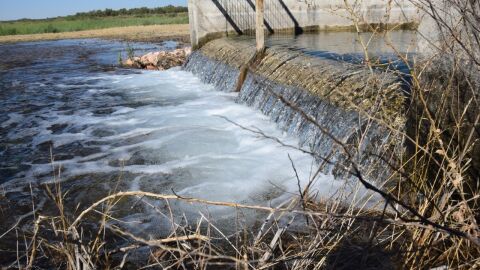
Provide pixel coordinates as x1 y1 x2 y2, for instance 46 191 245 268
184 47 192 56
122 47 192 71
123 58 134 66
145 65 157 70
123 57 143 69
140 52 160 66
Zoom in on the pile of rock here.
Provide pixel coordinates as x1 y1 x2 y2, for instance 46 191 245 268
123 47 192 70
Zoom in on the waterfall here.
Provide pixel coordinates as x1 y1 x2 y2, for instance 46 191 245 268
184 40 404 183
184 51 241 92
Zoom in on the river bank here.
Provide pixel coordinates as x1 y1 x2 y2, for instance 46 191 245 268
0 24 190 44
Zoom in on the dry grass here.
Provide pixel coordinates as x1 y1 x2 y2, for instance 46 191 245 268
0 24 190 44
8 174 398 269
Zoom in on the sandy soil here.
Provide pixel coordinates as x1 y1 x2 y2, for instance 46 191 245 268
0 24 190 44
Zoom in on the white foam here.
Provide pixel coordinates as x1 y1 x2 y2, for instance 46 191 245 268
3 68 346 211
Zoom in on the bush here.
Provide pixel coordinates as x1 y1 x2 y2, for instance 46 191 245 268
43 24 59 33
0 27 17 35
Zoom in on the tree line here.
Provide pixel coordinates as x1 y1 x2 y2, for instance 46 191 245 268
73 5 188 18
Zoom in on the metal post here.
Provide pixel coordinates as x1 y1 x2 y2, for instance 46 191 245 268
255 0 265 52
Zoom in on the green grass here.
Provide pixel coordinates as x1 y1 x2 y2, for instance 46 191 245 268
0 13 189 36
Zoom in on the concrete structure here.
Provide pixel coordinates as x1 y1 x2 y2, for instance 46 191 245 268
188 0 420 48
185 38 406 182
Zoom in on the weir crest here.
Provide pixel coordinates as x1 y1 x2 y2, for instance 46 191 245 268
184 38 406 183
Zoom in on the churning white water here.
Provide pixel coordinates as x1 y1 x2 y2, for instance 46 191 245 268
41 69 339 202
124 71 333 198
0 39 342 219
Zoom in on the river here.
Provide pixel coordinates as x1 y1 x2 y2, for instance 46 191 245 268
0 39 345 260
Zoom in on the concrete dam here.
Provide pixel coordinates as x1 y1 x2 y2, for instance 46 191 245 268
181 2 480 266
184 38 407 182
187 0 420 48
184 0 421 183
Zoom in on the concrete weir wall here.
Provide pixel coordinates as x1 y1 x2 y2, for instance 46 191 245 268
184 38 406 182
188 0 420 48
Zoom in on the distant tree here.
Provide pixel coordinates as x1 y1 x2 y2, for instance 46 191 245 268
47 6 188 20
104 9 114 16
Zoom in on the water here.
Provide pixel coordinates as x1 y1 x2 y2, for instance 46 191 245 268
267 31 416 57
233 30 417 73
185 32 407 184
0 39 345 240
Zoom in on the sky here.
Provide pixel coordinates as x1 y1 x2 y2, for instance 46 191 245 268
0 0 187 21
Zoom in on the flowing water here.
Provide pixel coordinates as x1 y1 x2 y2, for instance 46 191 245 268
185 31 414 183
0 39 346 253
1 31 408 264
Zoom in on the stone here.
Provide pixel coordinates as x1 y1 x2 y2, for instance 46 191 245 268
145 65 157 70
123 57 143 69
184 47 192 56
140 52 160 66
123 58 134 66
122 47 192 71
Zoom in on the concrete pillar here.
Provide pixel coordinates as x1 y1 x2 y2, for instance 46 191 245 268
256 0 265 52
188 0 199 49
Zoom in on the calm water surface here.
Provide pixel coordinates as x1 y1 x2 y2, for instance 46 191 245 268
233 30 417 73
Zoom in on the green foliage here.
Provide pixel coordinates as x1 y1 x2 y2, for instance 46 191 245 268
73 5 188 18
0 6 189 36
118 52 123 65
0 26 17 35
126 43 135 60
44 24 59 33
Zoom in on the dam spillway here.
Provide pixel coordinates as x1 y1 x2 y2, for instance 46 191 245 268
184 36 409 183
